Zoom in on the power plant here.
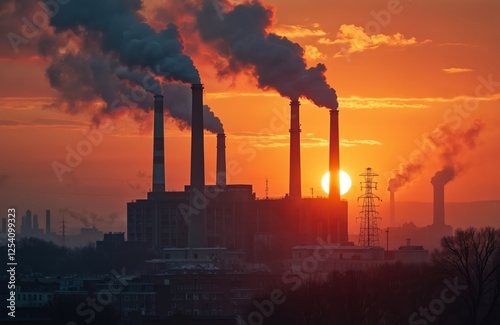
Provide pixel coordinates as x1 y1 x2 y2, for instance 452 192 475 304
384 169 454 251
127 85 349 262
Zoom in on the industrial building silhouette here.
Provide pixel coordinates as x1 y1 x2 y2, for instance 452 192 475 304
127 84 348 262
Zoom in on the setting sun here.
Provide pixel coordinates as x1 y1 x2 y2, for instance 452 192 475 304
321 170 352 196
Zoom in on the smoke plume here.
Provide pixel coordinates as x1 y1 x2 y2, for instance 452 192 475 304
194 0 338 109
3 0 225 133
388 119 484 192
60 208 119 228
49 0 200 84
431 166 455 186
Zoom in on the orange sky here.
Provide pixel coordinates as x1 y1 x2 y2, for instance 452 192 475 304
1 0 499 234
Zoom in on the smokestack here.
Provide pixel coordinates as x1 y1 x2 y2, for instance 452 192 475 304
189 84 207 248
389 190 395 227
216 133 227 187
431 167 454 226
289 99 301 199
329 109 340 201
46 210 51 235
152 95 166 192
432 181 445 226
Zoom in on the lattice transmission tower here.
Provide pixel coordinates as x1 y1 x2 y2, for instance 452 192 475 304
358 168 381 246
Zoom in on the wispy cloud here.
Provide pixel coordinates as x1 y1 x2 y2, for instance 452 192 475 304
320 24 431 57
442 67 474 74
0 97 56 111
0 118 89 129
439 43 476 48
229 132 381 148
340 93 500 109
273 24 327 38
341 139 382 147
206 92 279 99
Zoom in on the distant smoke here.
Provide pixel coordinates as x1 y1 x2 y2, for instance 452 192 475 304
431 166 455 186
60 208 119 228
194 1 338 109
388 120 484 192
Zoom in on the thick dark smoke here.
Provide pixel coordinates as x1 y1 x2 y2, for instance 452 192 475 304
431 166 455 186
60 208 119 228
49 0 200 84
388 120 484 192
194 0 338 109
2 0 225 133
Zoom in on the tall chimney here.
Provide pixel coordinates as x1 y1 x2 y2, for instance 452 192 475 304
152 95 166 192
216 133 227 187
329 109 340 201
431 181 445 226
389 190 395 227
289 99 301 199
45 210 51 235
189 84 207 248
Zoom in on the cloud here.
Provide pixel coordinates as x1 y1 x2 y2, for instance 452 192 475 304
341 139 383 147
0 97 56 110
340 93 500 109
442 68 474 74
229 132 380 148
206 92 280 100
320 24 431 57
273 25 327 38
304 45 326 60
0 118 88 128
439 43 476 48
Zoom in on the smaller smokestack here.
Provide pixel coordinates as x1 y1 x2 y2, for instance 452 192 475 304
46 210 51 235
216 133 227 187
289 99 301 199
432 182 445 226
152 95 166 192
329 109 340 201
389 190 395 227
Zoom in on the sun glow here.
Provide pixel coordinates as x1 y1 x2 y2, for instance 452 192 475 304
321 170 352 196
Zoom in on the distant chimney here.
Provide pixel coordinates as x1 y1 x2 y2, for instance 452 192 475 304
152 95 166 192
389 190 395 227
289 99 301 199
189 84 207 248
329 109 340 201
45 210 51 235
431 180 445 226
216 133 227 187
431 167 454 226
